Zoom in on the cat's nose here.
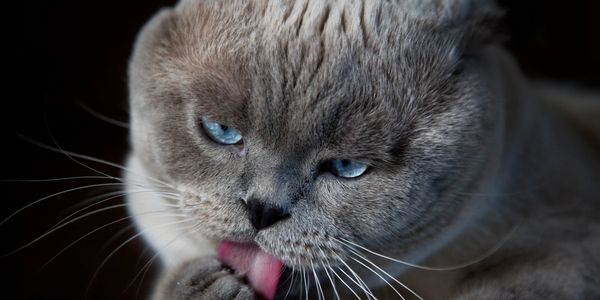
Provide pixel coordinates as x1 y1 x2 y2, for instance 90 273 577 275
245 198 290 230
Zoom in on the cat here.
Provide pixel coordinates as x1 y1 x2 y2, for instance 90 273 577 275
125 0 600 299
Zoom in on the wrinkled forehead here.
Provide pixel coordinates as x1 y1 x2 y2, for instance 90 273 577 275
176 48 405 158
191 43 404 156
246 60 401 155
157 0 460 152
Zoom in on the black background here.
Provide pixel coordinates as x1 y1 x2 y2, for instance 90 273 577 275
3 1 599 299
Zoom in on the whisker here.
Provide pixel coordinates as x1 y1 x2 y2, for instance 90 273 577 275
54 185 120 217
349 256 405 300
50 190 131 230
3 183 113 223
328 266 361 300
51 189 186 231
77 101 130 129
99 223 137 256
0 175 120 183
282 266 295 300
158 194 182 202
4 203 141 257
40 210 184 270
1 182 131 227
333 253 377 300
338 227 517 271
131 221 204 298
303 269 310 300
321 263 340 300
277 266 294 288
347 247 423 300
37 130 123 188
85 219 195 296
18 135 174 189
311 262 325 300
300 269 304 300
316 246 341 300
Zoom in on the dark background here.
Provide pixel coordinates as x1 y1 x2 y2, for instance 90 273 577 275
3 0 599 299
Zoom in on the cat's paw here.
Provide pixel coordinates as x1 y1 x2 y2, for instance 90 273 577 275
153 256 255 300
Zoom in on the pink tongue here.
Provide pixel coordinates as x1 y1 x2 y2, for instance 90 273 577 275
218 241 284 300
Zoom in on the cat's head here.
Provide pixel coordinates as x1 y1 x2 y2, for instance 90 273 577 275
129 0 506 270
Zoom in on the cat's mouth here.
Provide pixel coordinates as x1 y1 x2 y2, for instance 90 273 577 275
218 241 284 300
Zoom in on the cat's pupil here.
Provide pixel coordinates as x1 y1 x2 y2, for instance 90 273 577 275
326 159 368 179
200 117 243 145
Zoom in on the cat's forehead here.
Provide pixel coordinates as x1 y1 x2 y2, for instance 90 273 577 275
168 0 465 62
142 0 486 155
159 0 465 112
151 0 494 98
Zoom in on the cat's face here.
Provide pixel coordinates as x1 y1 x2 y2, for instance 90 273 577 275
129 0 502 269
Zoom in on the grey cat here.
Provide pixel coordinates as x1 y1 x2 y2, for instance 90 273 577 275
125 0 600 299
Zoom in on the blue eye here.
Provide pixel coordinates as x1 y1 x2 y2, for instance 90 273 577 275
328 159 368 179
201 117 243 145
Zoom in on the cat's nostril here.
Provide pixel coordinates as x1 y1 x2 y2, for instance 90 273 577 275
245 198 290 230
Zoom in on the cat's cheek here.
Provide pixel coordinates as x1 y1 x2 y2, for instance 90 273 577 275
178 191 256 241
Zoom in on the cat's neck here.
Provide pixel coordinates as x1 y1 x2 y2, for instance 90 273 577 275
378 47 600 299
358 47 546 298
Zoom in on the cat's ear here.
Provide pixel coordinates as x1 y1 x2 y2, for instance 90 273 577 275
410 0 505 44
451 0 505 45
439 0 502 21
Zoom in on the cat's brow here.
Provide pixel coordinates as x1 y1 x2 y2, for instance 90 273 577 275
185 73 250 128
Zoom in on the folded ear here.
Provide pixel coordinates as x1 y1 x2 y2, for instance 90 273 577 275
453 0 505 45
440 0 501 21
409 0 505 44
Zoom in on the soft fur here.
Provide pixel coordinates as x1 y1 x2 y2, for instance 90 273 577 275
125 0 600 299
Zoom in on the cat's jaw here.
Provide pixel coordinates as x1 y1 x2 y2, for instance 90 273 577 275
125 153 216 268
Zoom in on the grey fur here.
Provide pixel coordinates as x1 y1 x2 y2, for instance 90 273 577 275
152 256 254 300
126 0 600 299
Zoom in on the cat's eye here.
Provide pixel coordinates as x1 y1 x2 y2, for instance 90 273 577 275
326 159 368 179
201 117 243 145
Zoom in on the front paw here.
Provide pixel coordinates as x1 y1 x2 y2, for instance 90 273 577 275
154 256 255 300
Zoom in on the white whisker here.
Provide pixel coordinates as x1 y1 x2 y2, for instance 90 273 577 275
77 101 130 129
333 253 377 300
322 263 341 300
303 269 310 300
282 266 295 300
41 210 184 270
85 219 195 296
99 223 137 255
347 247 423 300
1 182 131 227
19 135 174 189
52 188 182 230
311 262 325 300
338 229 516 271
316 246 341 300
328 266 361 300
50 189 135 230
349 256 405 300
4 203 130 257
0 175 120 183
130 221 204 298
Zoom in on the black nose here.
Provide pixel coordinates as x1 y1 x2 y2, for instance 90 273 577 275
245 198 290 230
